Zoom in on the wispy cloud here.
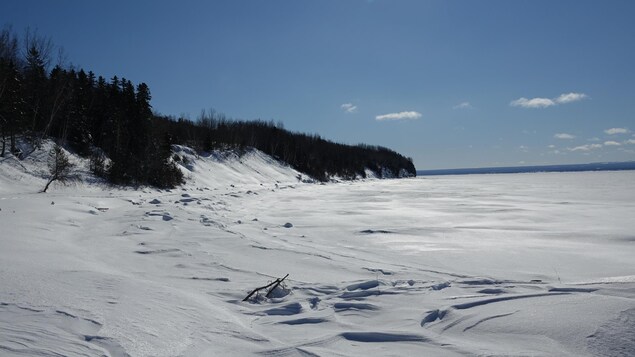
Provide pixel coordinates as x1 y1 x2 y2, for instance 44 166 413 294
510 97 555 108
340 103 358 113
375 111 421 121
554 133 575 139
604 141 621 146
568 144 602 152
510 92 587 109
548 144 556 149
519 145 529 152
453 102 472 110
624 139 635 145
604 127 630 135
555 92 588 104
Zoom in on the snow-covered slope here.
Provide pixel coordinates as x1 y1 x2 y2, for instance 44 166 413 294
1 144 634 356
173 145 306 190
0 140 93 195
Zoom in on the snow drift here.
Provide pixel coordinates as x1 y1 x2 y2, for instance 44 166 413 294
1 142 634 356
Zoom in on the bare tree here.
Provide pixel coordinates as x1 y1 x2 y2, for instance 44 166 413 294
42 144 75 192
0 25 20 65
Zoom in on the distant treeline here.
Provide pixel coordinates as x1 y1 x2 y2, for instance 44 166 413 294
0 26 415 187
417 161 635 176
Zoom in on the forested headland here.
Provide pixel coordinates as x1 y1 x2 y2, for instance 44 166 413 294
0 27 416 187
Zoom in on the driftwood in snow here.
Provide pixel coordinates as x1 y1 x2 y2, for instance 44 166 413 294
265 274 289 298
243 274 289 302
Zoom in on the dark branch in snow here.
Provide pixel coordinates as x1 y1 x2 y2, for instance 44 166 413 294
243 274 289 302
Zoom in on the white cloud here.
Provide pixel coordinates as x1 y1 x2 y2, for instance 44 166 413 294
625 139 635 145
604 127 630 135
510 92 587 109
568 144 602 152
510 97 555 108
604 141 621 146
375 111 422 121
555 92 587 104
548 145 556 149
519 145 529 152
340 103 358 113
453 102 472 110
554 133 575 139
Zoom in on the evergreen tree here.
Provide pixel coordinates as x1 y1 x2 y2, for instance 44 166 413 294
146 132 183 188
22 45 47 135
42 144 75 192
67 69 93 156
0 59 24 156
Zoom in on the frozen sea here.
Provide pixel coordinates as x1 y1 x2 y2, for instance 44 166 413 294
1 147 634 356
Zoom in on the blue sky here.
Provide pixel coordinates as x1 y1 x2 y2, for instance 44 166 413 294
2 0 634 169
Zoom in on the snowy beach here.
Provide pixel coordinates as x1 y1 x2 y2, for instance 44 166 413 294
1 150 634 356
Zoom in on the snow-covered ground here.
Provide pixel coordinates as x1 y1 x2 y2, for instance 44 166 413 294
1 146 634 356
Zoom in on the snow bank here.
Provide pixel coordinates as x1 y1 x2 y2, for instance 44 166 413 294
0 140 98 194
0 140 302 194
172 145 302 191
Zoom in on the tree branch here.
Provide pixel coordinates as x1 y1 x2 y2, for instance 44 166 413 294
243 274 289 302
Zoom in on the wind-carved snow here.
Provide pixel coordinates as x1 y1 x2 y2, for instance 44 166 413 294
1 145 634 356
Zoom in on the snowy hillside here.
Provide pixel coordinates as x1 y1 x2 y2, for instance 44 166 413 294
172 145 308 189
0 142 304 194
1 144 634 356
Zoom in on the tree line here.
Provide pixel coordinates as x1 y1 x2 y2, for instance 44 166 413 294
1 26 415 187
156 114 416 181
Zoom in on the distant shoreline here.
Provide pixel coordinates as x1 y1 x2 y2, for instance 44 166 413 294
417 161 635 176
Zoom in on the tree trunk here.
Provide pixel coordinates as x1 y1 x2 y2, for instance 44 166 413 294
42 176 55 192
1 127 5 157
10 131 16 154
